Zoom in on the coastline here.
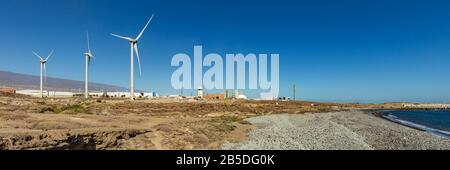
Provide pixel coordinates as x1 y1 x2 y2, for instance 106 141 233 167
222 111 450 150
373 109 450 139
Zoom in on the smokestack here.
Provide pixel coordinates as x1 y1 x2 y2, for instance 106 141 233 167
293 84 296 101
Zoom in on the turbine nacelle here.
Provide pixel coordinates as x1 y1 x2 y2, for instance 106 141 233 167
32 50 53 90
33 50 53 64
84 52 93 57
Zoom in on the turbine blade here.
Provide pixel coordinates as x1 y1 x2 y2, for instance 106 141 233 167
111 33 132 41
88 56 91 67
133 43 142 76
45 50 54 61
87 31 91 52
136 14 154 40
32 51 44 60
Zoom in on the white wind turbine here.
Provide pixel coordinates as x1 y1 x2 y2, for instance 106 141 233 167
84 31 94 98
111 14 154 100
33 50 54 98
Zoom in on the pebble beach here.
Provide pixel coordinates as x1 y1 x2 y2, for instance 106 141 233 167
222 111 450 150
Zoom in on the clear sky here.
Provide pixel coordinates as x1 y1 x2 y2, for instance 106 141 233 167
1 0 450 103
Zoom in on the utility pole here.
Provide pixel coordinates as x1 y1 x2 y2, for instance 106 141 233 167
293 84 296 101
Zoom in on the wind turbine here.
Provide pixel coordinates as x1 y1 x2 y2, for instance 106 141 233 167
33 50 54 98
111 14 154 100
84 31 94 99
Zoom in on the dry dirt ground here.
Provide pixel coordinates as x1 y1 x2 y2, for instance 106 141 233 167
0 92 374 150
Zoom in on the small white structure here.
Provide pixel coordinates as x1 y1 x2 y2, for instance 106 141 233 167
236 94 247 100
232 90 247 100
234 90 239 98
197 86 203 98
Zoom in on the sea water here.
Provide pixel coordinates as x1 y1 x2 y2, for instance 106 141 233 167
381 110 450 138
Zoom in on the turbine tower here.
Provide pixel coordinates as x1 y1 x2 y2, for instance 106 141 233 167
84 31 94 98
111 14 154 100
33 50 53 98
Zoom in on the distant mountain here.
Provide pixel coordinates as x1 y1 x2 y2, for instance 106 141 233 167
0 70 128 92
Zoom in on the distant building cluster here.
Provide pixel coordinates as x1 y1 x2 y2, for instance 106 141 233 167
5 86 252 101
3 85 261 101
195 87 247 100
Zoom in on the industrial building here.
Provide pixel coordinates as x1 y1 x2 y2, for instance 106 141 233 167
204 93 226 100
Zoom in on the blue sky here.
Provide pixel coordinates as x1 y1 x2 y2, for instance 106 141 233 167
1 0 450 103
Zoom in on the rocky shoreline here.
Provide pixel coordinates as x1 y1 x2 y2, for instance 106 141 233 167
222 111 450 150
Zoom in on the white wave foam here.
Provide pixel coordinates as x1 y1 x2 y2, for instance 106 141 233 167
382 113 450 139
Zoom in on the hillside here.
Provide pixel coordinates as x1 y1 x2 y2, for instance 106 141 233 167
0 70 127 92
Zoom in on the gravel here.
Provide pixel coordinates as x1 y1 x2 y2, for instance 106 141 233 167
221 111 450 150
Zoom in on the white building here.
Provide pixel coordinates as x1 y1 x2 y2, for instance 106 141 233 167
17 90 74 98
197 86 203 98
